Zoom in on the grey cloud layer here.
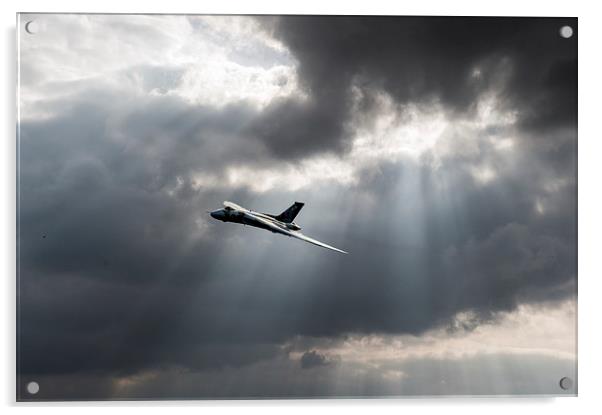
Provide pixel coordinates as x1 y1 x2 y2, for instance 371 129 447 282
251 17 576 158
22 353 576 400
18 15 576 399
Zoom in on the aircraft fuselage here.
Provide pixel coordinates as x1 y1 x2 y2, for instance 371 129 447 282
210 207 300 236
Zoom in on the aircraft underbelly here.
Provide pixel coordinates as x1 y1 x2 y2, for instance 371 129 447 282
244 215 287 235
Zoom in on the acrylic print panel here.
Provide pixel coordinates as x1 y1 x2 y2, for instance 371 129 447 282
16 14 577 400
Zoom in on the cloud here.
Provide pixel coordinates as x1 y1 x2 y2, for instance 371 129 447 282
20 351 576 399
17 14 576 399
247 16 577 158
20 299 577 399
299 350 339 369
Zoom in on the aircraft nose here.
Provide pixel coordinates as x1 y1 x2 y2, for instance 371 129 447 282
209 209 223 220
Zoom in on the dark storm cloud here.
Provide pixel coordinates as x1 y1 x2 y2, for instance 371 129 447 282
266 158 575 337
19 135 576 387
249 16 576 158
299 350 338 369
247 93 351 158
18 83 287 380
18 15 576 400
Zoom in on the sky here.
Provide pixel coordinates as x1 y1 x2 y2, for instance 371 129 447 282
17 14 577 400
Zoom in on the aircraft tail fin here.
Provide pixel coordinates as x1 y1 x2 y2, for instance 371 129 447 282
275 202 304 223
